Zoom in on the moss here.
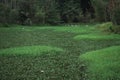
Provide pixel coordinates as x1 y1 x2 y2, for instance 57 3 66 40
0 46 63 56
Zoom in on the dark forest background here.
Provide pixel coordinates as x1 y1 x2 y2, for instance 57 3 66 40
0 0 120 26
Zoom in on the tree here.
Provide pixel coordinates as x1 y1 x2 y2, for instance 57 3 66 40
92 0 109 22
18 0 36 25
0 3 10 24
108 0 120 25
57 0 81 23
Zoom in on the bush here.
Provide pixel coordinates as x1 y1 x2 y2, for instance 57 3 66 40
97 22 120 34
97 22 113 32
112 25 120 34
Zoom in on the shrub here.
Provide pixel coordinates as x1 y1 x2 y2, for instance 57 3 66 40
112 25 120 34
97 22 120 34
97 22 113 32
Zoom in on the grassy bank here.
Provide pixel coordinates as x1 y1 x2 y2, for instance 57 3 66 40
80 46 120 80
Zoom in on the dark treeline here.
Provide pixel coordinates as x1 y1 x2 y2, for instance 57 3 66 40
0 0 94 25
0 0 120 25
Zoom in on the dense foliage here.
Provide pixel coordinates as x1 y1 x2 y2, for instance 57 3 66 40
0 0 120 26
0 0 82 25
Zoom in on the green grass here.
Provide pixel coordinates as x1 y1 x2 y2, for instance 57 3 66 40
0 24 120 80
52 26 95 34
0 46 63 56
7 25 95 34
0 24 97 34
74 34 120 40
80 46 120 80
